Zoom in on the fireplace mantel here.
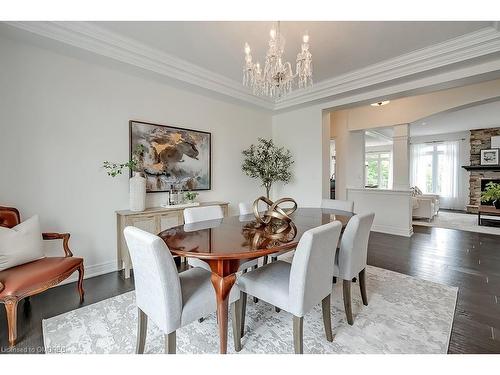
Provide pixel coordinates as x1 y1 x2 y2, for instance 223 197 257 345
462 165 500 171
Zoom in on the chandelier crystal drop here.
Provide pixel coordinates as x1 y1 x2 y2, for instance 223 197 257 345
243 22 313 98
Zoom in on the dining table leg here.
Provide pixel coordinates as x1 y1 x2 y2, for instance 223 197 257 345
210 271 237 354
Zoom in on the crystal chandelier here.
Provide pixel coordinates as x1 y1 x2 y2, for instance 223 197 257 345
243 22 313 98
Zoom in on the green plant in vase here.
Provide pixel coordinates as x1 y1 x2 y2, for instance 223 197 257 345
481 182 500 209
102 144 146 177
184 191 199 202
103 144 147 212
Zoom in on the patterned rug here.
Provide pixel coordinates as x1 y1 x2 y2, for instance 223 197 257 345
42 266 457 354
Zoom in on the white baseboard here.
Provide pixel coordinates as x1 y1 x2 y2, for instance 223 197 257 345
372 224 413 237
58 260 119 286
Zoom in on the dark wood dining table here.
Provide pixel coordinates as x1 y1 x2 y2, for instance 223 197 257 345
158 207 354 354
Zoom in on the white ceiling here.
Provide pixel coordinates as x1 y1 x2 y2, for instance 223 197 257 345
410 99 500 136
92 21 491 83
3 21 500 110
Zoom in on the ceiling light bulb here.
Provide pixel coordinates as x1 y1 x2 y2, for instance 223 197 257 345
370 100 390 107
303 34 309 43
270 28 276 40
244 43 251 55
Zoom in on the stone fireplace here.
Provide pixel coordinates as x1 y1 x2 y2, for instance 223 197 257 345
465 127 500 213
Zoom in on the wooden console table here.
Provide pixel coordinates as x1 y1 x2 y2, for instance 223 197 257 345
478 205 500 226
116 201 229 278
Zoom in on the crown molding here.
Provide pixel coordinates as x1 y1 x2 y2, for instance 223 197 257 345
275 26 500 110
5 22 500 112
5 21 275 110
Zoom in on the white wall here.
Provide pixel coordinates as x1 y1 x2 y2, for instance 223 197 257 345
0 35 272 278
271 105 327 206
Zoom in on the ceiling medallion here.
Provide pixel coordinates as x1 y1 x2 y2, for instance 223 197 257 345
243 22 313 98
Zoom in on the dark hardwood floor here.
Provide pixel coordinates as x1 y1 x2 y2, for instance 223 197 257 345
1 226 499 353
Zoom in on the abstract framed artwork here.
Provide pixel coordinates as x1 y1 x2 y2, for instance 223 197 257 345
129 120 211 192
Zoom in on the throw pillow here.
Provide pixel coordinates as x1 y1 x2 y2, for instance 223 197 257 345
0 215 45 271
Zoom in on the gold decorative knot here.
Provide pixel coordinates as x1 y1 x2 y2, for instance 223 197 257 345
252 196 297 226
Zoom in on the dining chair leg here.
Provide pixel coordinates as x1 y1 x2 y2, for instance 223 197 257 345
292 315 304 354
198 317 205 323
321 294 333 342
332 276 337 284
343 280 354 325
271 256 277 262
359 268 368 306
136 308 147 354
275 307 281 313
240 291 247 337
231 300 242 352
164 331 176 354
252 265 259 303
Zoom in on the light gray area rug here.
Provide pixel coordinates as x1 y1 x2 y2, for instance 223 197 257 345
42 266 457 354
413 210 500 235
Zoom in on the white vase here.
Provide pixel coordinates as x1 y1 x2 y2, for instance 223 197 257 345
129 172 146 212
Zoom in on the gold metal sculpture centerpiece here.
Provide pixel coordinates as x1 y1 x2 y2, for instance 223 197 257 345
252 196 297 225
242 196 298 249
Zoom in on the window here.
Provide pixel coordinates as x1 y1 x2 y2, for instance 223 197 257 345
410 141 459 199
365 151 392 189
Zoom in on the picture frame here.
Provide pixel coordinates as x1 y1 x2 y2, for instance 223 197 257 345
129 120 211 193
480 148 499 166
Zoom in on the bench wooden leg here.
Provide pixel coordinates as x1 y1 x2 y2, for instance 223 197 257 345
77 264 85 303
5 299 18 347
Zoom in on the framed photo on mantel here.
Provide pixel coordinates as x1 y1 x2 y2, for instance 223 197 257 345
129 120 211 193
480 149 499 166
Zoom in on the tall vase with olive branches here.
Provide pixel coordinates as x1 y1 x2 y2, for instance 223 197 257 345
103 145 147 212
242 138 294 199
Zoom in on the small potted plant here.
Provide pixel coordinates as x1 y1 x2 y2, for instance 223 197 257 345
481 182 500 209
103 145 147 212
184 191 199 203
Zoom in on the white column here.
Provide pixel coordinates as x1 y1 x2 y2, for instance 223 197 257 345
392 124 410 191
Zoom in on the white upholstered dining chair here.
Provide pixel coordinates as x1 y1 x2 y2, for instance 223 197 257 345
321 198 354 213
123 226 241 354
184 206 258 272
238 201 267 216
236 221 342 354
333 212 375 325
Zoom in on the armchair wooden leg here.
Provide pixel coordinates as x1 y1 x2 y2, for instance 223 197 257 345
240 291 247 337
231 300 242 352
292 315 304 354
136 308 147 354
343 280 354 325
359 268 368 306
165 331 176 354
5 299 18 347
77 264 85 303
321 294 333 342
